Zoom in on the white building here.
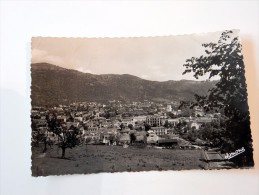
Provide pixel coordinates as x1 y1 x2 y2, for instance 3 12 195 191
150 127 167 135
166 105 172 112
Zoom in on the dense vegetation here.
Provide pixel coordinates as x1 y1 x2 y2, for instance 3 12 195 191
31 63 216 106
183 30 253 167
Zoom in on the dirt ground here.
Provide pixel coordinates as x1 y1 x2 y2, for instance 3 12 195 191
31 145 205 176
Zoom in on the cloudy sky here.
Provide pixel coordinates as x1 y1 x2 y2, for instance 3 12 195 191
31 30 238 81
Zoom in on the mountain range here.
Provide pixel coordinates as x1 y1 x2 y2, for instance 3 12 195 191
31 63 217 106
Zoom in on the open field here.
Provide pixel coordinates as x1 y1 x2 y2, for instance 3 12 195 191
32 145 206 176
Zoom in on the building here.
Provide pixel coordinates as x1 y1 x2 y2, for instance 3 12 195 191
146 115 161 126
194 106 205 117
121 117 135 127
57 115 67 122
74 116 83 122
167 118 180 127
133 116 147 123
85 126 99 133
157 139 178 147
189 117 213 130
166 105 172 112
166 129 174 134
150 127 167 135
32 119 48 128
146 130 160 144
189 121 203 130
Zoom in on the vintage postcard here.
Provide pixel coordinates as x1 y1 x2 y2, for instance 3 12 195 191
31 30 254 176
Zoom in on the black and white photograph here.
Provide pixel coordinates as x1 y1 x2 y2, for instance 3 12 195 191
30 30 254 176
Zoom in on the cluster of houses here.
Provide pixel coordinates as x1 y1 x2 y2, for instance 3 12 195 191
31 101 220 148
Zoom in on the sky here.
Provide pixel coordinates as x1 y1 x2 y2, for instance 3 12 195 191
31 30 238 81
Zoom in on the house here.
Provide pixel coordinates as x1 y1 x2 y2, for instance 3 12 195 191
194 106 205 117
32 119 48 128
167 118 180 127
85 126 99 134
92 117 106 124
121 117 135 127
166 105 172 112
196 117 213 123
37 127 48 134
74 116 83 122
102 134 111 145
147 130 160 144
146 115 161 126
189 117 213 130
150 127 167 135
189 121 203 130
100 121 113 128
119 134 130 144
55 107 63 113
84 134 100 143
133 116 147 123
57 115 67 122
166 128 174 134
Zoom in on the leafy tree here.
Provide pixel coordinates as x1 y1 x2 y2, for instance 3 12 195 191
84 137 92 145
31 117 53 152
183 30 253 166
31 129 53 152
128 124 134 130
109 134 116 144
47 116 81 158
187 129 198 142
198 123 224 147
104 111 111 119
168 112 177 119
144 123 151 131
120 123 125 130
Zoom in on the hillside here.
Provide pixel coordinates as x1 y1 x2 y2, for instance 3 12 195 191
31 63 217 106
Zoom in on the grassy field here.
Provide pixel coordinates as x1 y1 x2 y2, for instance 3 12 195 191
31 145 205 176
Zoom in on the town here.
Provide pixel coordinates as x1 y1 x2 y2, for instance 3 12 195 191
31 100 222 150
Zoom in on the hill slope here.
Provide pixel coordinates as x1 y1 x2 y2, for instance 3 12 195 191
31 63 216 106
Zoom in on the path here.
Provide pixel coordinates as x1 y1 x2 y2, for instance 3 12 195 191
202 150 234 169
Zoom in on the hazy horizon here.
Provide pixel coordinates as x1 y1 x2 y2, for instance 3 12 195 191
32 30 238 81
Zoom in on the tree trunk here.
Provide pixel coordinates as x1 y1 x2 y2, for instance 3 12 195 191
61 147 66 158
42 139 47 153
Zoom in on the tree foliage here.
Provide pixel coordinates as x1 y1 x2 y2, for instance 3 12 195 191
47 115 81 158
130 133 136 144
183 30 253 166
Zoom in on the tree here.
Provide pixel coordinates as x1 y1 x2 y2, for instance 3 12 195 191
182 30 253 166
128 124 133 130
31 117 53 152
120 123 125 130
130 133 136 144
31 129 52 152
109 134 116 144
164 120 169 128
144 123 151 131
47 116 81 159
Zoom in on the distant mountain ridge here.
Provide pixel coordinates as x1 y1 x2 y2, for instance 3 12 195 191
31 63 217 106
